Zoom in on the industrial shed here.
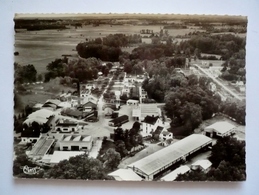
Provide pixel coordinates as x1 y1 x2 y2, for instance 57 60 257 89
204 121 236 138
160 165 190 181
127 134 212 180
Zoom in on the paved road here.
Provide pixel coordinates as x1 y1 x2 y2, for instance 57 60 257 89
193 64 244 101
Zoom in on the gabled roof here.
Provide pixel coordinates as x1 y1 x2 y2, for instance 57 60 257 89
143 115 159 125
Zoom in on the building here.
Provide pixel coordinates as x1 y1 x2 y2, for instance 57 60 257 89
59 135 93 152
132 104 161 121
159 129 173 142
61 108 87 120
127 134 212 180
21 131 41 144
82 100 97 111
28 136 56 160
208 82 217 93
191 159 212 173
139 86 148 103
142 115 163 136
55 119 79 133
23 109 54 126
160 165 190 181
108 115 129 127
108 169 143 181
204 121 236 138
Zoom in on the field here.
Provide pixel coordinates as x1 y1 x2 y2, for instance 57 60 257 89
15 24 203 74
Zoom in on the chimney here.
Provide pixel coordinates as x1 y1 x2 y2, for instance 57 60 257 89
77 81 81 105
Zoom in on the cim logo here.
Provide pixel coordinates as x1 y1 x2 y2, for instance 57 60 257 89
22 165 43 175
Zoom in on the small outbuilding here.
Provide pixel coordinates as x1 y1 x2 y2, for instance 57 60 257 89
191 159 212 173
108 169 143 181
204 121 236 138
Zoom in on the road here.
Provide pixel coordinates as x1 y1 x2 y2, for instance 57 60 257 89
193 64 244 101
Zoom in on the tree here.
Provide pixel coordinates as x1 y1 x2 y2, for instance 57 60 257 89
115 140 128 158
46 154 107 180
102 148 121 172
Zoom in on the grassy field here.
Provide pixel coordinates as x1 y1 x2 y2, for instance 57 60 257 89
15 24 203 74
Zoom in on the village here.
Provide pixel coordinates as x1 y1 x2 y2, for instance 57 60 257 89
14 59 245 181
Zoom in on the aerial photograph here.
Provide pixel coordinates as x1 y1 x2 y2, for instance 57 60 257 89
13 13 246 181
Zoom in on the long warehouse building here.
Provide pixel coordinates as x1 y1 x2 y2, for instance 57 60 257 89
127 134 212 180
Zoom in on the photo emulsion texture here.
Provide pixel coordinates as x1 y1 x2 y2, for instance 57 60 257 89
13 14 246 181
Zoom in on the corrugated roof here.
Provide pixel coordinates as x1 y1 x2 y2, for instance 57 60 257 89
29 137 55 157
127 134 212 176
160 165 190 181
108 169 143 181
205 121 236 134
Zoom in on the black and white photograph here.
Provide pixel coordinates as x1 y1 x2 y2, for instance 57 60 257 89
13 13 246 182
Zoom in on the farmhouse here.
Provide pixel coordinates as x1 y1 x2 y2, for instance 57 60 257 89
108 169 143 181
160 165 190 181
142 115 163 136
191 159 212 173
204 121 236 137
127 134 212 180
59 135 93 152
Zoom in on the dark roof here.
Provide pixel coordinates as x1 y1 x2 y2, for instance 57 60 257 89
143 115 159 125
152 126 164 135
21 129 40 138
83 101 97 108
56 123 77 127
62 109 83 117
109 115 129 124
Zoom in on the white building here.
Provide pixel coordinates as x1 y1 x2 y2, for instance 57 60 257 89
191 159 212 173
55 119 79 133
59 135 93 152
108 169 143 181
160 165 190 181
204 121 236 137
142 115 164 136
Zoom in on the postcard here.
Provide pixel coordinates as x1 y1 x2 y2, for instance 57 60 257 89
13 13 246 181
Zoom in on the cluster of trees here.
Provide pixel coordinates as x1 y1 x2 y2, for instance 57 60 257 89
113 122 143 158
45 154 108 180
14 63 38 84
164 85 218 136
220 100 246 125
44 57 114 83
176 137 246 181
221 57 245 82
76 43 122 62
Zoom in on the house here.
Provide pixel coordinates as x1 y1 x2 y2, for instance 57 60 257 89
142 115 163 136
59 135 93 152
191 159 212 173
160 165 190 181
159 129 173 142
21 130 41 144
55 119 79 133
108 169 143 181
82 100 97 111
204 121 236 138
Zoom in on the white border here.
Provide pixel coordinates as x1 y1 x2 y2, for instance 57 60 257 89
1 0 259 194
